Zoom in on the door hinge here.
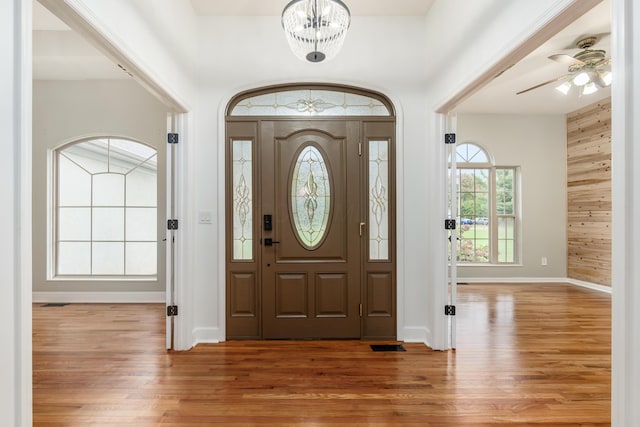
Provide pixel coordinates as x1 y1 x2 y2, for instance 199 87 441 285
167 219 179 230
445 133 456 144
167 305 178 316
445 219 456 230
167 133 179 144
358 142 362 156
445 305 456 316
359 303 363 317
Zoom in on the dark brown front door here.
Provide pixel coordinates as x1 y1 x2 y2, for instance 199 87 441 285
260 120 361 338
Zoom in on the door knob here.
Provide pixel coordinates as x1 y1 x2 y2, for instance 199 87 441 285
264 238 280 246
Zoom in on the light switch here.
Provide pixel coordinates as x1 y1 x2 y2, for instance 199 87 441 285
198 211 212 224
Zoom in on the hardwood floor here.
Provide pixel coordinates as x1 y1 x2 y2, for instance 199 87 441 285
33 284 611 426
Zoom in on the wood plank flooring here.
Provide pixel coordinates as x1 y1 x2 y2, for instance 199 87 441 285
33 284 611 426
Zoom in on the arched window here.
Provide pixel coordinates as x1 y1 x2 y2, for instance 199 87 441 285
53 137 158 277
451 143 518 264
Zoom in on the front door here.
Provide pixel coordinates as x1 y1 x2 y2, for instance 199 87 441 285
260 120 361 338
225 84 397 341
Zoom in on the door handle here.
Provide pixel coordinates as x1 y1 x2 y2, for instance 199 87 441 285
264 238 280 246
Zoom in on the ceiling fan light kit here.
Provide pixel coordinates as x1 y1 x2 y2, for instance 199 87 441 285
519 36 612 96
282 0 351 63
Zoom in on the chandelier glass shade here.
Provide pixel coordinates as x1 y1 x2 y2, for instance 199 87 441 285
282 0 351 63
555 68 612 96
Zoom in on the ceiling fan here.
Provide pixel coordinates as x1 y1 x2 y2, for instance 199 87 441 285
517 36 612 95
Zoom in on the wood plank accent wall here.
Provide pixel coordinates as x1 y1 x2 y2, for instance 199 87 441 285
566 98 611 286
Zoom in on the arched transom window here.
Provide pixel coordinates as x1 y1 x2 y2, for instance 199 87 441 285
450 143 518 264
53 137 158 277
228 86 393 117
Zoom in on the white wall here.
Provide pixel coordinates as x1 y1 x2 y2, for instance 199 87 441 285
68 0 198 109
611 0 640 423
32 79 168 295
194 15 432 343
3 0 32 424
457 114 567 279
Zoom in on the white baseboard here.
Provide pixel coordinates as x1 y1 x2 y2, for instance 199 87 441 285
565 278 612 294
456 277 612 294
401 326 431 345
457 277 568 284
33 291 166 303
192 327 221 345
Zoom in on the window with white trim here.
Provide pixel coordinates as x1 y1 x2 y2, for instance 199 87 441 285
53 137 158 277
450 143 518 264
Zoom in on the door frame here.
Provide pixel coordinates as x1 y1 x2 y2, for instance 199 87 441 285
224 84 397 340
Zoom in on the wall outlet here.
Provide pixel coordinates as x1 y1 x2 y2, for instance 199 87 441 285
541 256 548 266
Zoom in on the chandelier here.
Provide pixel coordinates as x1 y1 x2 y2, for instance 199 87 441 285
282 0 351 63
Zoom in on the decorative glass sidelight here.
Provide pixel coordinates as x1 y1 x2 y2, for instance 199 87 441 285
369 140 389 260
232 140 253 260
291 145 331 249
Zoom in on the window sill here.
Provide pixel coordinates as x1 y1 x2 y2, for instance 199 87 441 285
48 276 158 282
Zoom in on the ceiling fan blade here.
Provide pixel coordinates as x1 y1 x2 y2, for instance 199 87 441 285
548 54 585 67
516 75 570 95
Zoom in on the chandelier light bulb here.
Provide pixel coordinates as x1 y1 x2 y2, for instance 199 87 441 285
601 70 613 86
583 82 598 95
573 72 590 86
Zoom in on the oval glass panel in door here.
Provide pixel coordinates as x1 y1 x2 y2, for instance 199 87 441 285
291 145 331 249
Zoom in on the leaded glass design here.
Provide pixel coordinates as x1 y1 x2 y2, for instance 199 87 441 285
232 140 253 260
291 145 331 249
369 140 389 260
55 137 157 276
230 89 391 117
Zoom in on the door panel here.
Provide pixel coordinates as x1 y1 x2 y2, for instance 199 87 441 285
262 121 361 339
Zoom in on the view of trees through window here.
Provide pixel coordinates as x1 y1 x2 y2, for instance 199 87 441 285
450 143 517 264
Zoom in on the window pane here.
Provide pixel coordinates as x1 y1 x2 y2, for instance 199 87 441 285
126 164 157 207
498 217 515 263
93 174 124 206
58 207 91 241
93 207 124 241
233 140 253 260
126 208 157 241
496 169 515 215
291 145 331 249
58 155 91 206
369 140 389 260
57 242 91 274
126 242 157 275
62 139 109 174
92 242 125 274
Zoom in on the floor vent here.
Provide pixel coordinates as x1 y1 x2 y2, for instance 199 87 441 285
41 303 68 307
370 344 406 352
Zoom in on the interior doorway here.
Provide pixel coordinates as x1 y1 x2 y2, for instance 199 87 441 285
225 85 397 340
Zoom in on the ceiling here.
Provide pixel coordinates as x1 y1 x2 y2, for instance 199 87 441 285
33 0 611 114
189 0 435 16
455 0 611 114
